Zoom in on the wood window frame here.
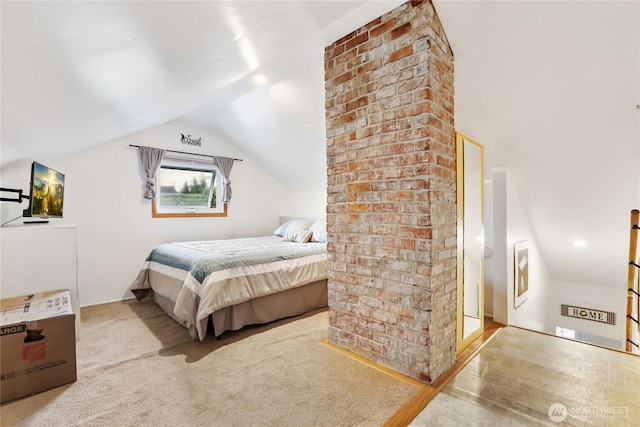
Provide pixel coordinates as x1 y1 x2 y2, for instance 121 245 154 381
151 200 228 218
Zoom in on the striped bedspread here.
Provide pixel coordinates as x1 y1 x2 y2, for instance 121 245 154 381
130 236 327 340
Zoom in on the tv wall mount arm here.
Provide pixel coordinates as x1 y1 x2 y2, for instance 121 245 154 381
0 187 30 203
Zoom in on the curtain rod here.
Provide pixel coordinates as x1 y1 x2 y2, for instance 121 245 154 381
129 144 242 161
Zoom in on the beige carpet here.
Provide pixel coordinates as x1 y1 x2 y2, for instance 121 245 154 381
1 298 418 426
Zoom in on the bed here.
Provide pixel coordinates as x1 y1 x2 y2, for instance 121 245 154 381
130 218 328 340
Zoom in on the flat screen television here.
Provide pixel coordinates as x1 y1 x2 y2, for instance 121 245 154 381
23 161 65 221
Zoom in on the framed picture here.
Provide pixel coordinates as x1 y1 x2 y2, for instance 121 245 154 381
514 240 529 308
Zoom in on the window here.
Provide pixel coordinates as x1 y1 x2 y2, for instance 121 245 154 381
152 154 227 218
555 327 576 339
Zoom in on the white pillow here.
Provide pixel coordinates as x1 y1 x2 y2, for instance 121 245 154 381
273 219 314 237
310 220 327 242
283 228 313 243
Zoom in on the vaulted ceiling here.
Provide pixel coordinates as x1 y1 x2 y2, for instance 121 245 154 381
434 1 639 290
1 0 402 189
2 1 638 290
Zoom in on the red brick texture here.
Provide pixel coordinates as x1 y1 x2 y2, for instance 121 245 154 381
324 0 456 383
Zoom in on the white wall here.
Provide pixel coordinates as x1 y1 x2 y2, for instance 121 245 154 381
491 168 551 330
489 170 508 325
548 280 626 349
490 168 627 348
1 123 325 306
279 190 327 219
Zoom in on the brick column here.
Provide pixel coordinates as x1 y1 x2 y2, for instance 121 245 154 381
324 0 456 383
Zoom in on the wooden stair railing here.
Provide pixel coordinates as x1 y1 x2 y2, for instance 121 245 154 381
626 209 639 353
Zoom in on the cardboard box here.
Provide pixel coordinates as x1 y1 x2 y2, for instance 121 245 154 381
1 290 77 403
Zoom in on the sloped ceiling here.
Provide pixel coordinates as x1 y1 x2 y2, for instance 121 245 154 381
0 0 404 189
434 0 640 290
1 1 639 289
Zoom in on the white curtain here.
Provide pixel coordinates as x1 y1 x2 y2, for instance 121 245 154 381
139 146 165 199
212 156 234 203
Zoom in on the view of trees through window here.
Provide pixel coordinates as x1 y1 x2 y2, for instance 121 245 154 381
157 167 216 208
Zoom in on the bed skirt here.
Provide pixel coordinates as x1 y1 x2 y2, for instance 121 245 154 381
150 279 328 338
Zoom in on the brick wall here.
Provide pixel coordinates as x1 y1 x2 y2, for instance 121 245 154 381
324 0 456 383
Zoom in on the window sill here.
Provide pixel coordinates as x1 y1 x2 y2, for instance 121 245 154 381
151 201 228 218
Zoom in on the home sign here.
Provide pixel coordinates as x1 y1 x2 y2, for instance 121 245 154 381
561 304 615 325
